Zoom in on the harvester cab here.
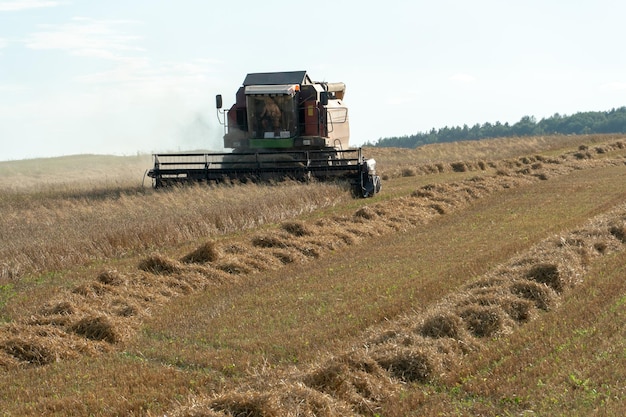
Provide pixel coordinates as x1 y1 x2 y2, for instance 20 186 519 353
148 70 381 197
216 71 350 152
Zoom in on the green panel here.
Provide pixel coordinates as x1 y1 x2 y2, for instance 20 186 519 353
249 138 295 149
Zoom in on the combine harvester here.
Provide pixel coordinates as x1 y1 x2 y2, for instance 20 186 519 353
147 70 381 197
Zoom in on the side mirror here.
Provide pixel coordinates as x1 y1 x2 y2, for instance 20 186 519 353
320 91 329 106
216 94 223 109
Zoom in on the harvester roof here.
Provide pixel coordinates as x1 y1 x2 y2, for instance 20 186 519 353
243 70 312 86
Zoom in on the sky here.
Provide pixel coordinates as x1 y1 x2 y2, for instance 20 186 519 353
1 0 625 161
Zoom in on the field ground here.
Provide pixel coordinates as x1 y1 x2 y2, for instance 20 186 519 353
1 134 626 416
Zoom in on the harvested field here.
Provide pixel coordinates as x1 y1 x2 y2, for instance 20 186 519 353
2 134 626 416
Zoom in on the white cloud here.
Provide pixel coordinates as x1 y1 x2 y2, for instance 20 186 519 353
21 15 223 117
0 83 25 92
601 81 626 91
77 58 220 92
25 17 144 61
21 17 218 92
385 94 418 106
3 16 226 160
23 17 223 91
449 73 477 83
0 0 64 12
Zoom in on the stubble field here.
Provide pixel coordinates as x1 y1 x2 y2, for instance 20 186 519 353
1 134 626 416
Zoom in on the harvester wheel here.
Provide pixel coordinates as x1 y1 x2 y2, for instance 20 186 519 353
361 174 381 198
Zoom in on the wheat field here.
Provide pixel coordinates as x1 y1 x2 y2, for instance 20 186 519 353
2 134 626 416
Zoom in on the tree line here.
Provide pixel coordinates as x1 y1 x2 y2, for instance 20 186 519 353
368 107 626 148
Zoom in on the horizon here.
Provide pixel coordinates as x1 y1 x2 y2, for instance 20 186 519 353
3 107 626 163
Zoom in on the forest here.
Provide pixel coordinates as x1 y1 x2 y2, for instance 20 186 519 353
369 106 626 148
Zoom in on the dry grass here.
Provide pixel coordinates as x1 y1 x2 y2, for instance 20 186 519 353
0 152 157 189
0 180 348 281
2 135 626 415
180 242 221 264
366 133 626 180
